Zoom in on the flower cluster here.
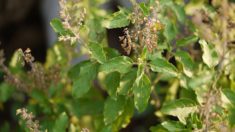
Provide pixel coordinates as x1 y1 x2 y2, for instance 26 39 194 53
0 50 29 92
0 48 62 93
21 48 61 91
120 0 164 55
16 108 41 132
59 0 86 43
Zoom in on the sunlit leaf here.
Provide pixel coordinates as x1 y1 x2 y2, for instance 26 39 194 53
188 73 213 89
50 18 65 34
53 112 69 132
100 56 133 74
102 8 130 29
161 121 188 132
150 57 178 77
175 51 195 77
199 40 219 68
221 89 235 106
161 99 198 124
139 2 150 16
88 42 107 64
133 64 151 112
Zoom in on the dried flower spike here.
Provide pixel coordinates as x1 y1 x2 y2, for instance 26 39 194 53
59 0 86 43
120 28 132 55
81 128 90 132
22 48 35 64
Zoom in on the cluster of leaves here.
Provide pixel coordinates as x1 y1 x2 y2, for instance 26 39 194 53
0 0 235 132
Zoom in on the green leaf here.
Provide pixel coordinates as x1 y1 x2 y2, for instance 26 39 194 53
161 121 188 132
133 65 151 112
228 107 235 127
176 35 198 47
50 18 73 39
188 113 203 129
88 42 107 64
118 69 137 95
45 43 69 67
104 96 125 125
221 89 235 106
41 119 54 132
0 83 14 102
161 98 198 124
149 0 156 5
72 61 98 98
104 47 120 60
100 56 133 74
163 19 177 41
171 4 186 23
94 116 106 132
180 88 197 101
95 98 133 132
139 2 150 16
175 51 195 77
31 89 49 104
53 112 69 132
188 73 213 89
112 98 134 130
48 83 64 98
160 1 186 23
104 72 120 98
0 122 10 132
150 125 168 132
141 46 148 60
159 0 173 5
199 40 219 68
9 49 24 69
50 18 66 34
150 57 178 77
102 8 130 29
101 126 112 132
87 18 105 42
30 89 52 114
73 99 104 117
68 62 83 79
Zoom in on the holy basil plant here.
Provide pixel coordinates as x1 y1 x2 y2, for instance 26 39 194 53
0 0 235 132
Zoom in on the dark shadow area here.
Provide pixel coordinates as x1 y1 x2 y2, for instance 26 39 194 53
0 0 47 62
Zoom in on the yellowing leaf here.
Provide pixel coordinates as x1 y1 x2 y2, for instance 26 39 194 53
175 51 195 77
150 57 178 77
199 40 219 68
161 99 198 124
133 64 151 112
